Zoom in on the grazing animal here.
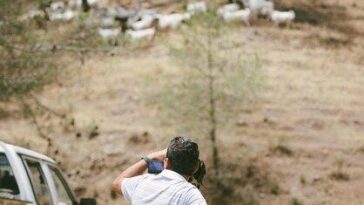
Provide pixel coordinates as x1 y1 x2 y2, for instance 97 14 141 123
126 28 156 40
98 28 121 40
240 0 250 8
156 13 191 30
222 8 251 26
130 15 155 30
20 10 44 21
62 10 77 21
270 10 295 26
49 1 66 11
260 1 274 17
246 0 274 19
88 0 106 7
217 3 240 17
187 1 207 15
48 10 77 21
69 0 107 9
248 0 267 12
99 17 115 28
69 0 82 9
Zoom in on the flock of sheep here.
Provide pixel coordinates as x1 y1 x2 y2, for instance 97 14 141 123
21 0 296 42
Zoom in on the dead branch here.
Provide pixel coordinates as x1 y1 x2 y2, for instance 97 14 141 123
29 93 66 119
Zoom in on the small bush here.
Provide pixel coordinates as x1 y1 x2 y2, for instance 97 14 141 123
300 175 306 185
291 197 303 205
329 171 350 181
358 146 364 154
205 160 273 205
269 181 281 195
270 145 294 157
0 0 58 101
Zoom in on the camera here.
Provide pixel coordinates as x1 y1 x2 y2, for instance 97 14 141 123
147 159 206 189
147 160 164 174
192 160 206 189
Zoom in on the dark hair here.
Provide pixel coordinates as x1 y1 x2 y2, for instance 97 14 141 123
167 136 199 176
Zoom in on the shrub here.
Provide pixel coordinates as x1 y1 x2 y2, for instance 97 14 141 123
0 0 57 101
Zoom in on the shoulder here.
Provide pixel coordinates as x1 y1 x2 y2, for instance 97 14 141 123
122 174 153 187
121 174 154 193
183 185 206 205
185 186 204 198
121 174 154 202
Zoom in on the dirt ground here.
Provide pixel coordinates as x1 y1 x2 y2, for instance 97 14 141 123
1 0 364 204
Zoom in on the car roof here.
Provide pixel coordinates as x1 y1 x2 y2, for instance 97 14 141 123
0 141 56 164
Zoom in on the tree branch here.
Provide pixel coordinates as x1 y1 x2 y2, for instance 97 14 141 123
29 93 66 119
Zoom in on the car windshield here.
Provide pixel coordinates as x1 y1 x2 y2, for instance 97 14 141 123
49 166 74 205
0 153 20 197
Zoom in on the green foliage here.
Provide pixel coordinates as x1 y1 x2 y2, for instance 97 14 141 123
300 175 306 185
329 171 350 181
358 145 364 154
0 0 57 101
269 181 281 195
146 13 264 198
149 13 263 134
207 160 272 205
329 155 349 181
0 0 103 101
60 13 104 48
291 197 303 205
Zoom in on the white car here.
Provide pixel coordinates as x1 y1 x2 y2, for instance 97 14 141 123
0 141 96 205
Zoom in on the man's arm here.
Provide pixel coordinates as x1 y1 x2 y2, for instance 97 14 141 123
112 149 167 194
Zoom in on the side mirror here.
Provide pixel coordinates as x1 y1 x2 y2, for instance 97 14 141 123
80 198 97 205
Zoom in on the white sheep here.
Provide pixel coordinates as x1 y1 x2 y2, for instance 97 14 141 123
126 28 155 40
48 10 77 21
50 1 66 11
260 1 274 17
222 8 251 26
130 15 155 30
20 10 44 21
187 1 207 15
248 0 266 12
68 0 82 9
69 0 106 8
99 17 115 28
62 10 77 21
98 28 121 40
270 10 295 26
88 0 107 7
240 0 250 8
156 13 191 30
216 3 240 17
246 0 274 19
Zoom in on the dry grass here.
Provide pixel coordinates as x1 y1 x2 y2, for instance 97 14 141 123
1 0 364 204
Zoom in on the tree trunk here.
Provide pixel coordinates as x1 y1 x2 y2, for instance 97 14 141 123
207 35 220 178
208 76 219 178
82 0 90 12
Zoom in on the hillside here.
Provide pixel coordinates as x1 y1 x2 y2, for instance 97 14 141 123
1 0 364 204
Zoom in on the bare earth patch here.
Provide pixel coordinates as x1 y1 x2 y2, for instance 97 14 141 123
1 0 364 204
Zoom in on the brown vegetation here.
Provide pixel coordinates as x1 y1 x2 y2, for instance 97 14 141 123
1 0 364 205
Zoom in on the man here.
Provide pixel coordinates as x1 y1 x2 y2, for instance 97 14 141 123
112 136 207 205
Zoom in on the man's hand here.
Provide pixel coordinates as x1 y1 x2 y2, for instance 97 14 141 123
112 148 167 195
147 149 167 161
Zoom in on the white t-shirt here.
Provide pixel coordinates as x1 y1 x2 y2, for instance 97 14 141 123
121 169 207 205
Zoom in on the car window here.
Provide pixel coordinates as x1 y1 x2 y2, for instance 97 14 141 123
24 158 53 205
49 167 74 205
0 153 20 196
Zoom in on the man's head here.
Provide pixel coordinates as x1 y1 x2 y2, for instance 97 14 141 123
165 136 199 176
